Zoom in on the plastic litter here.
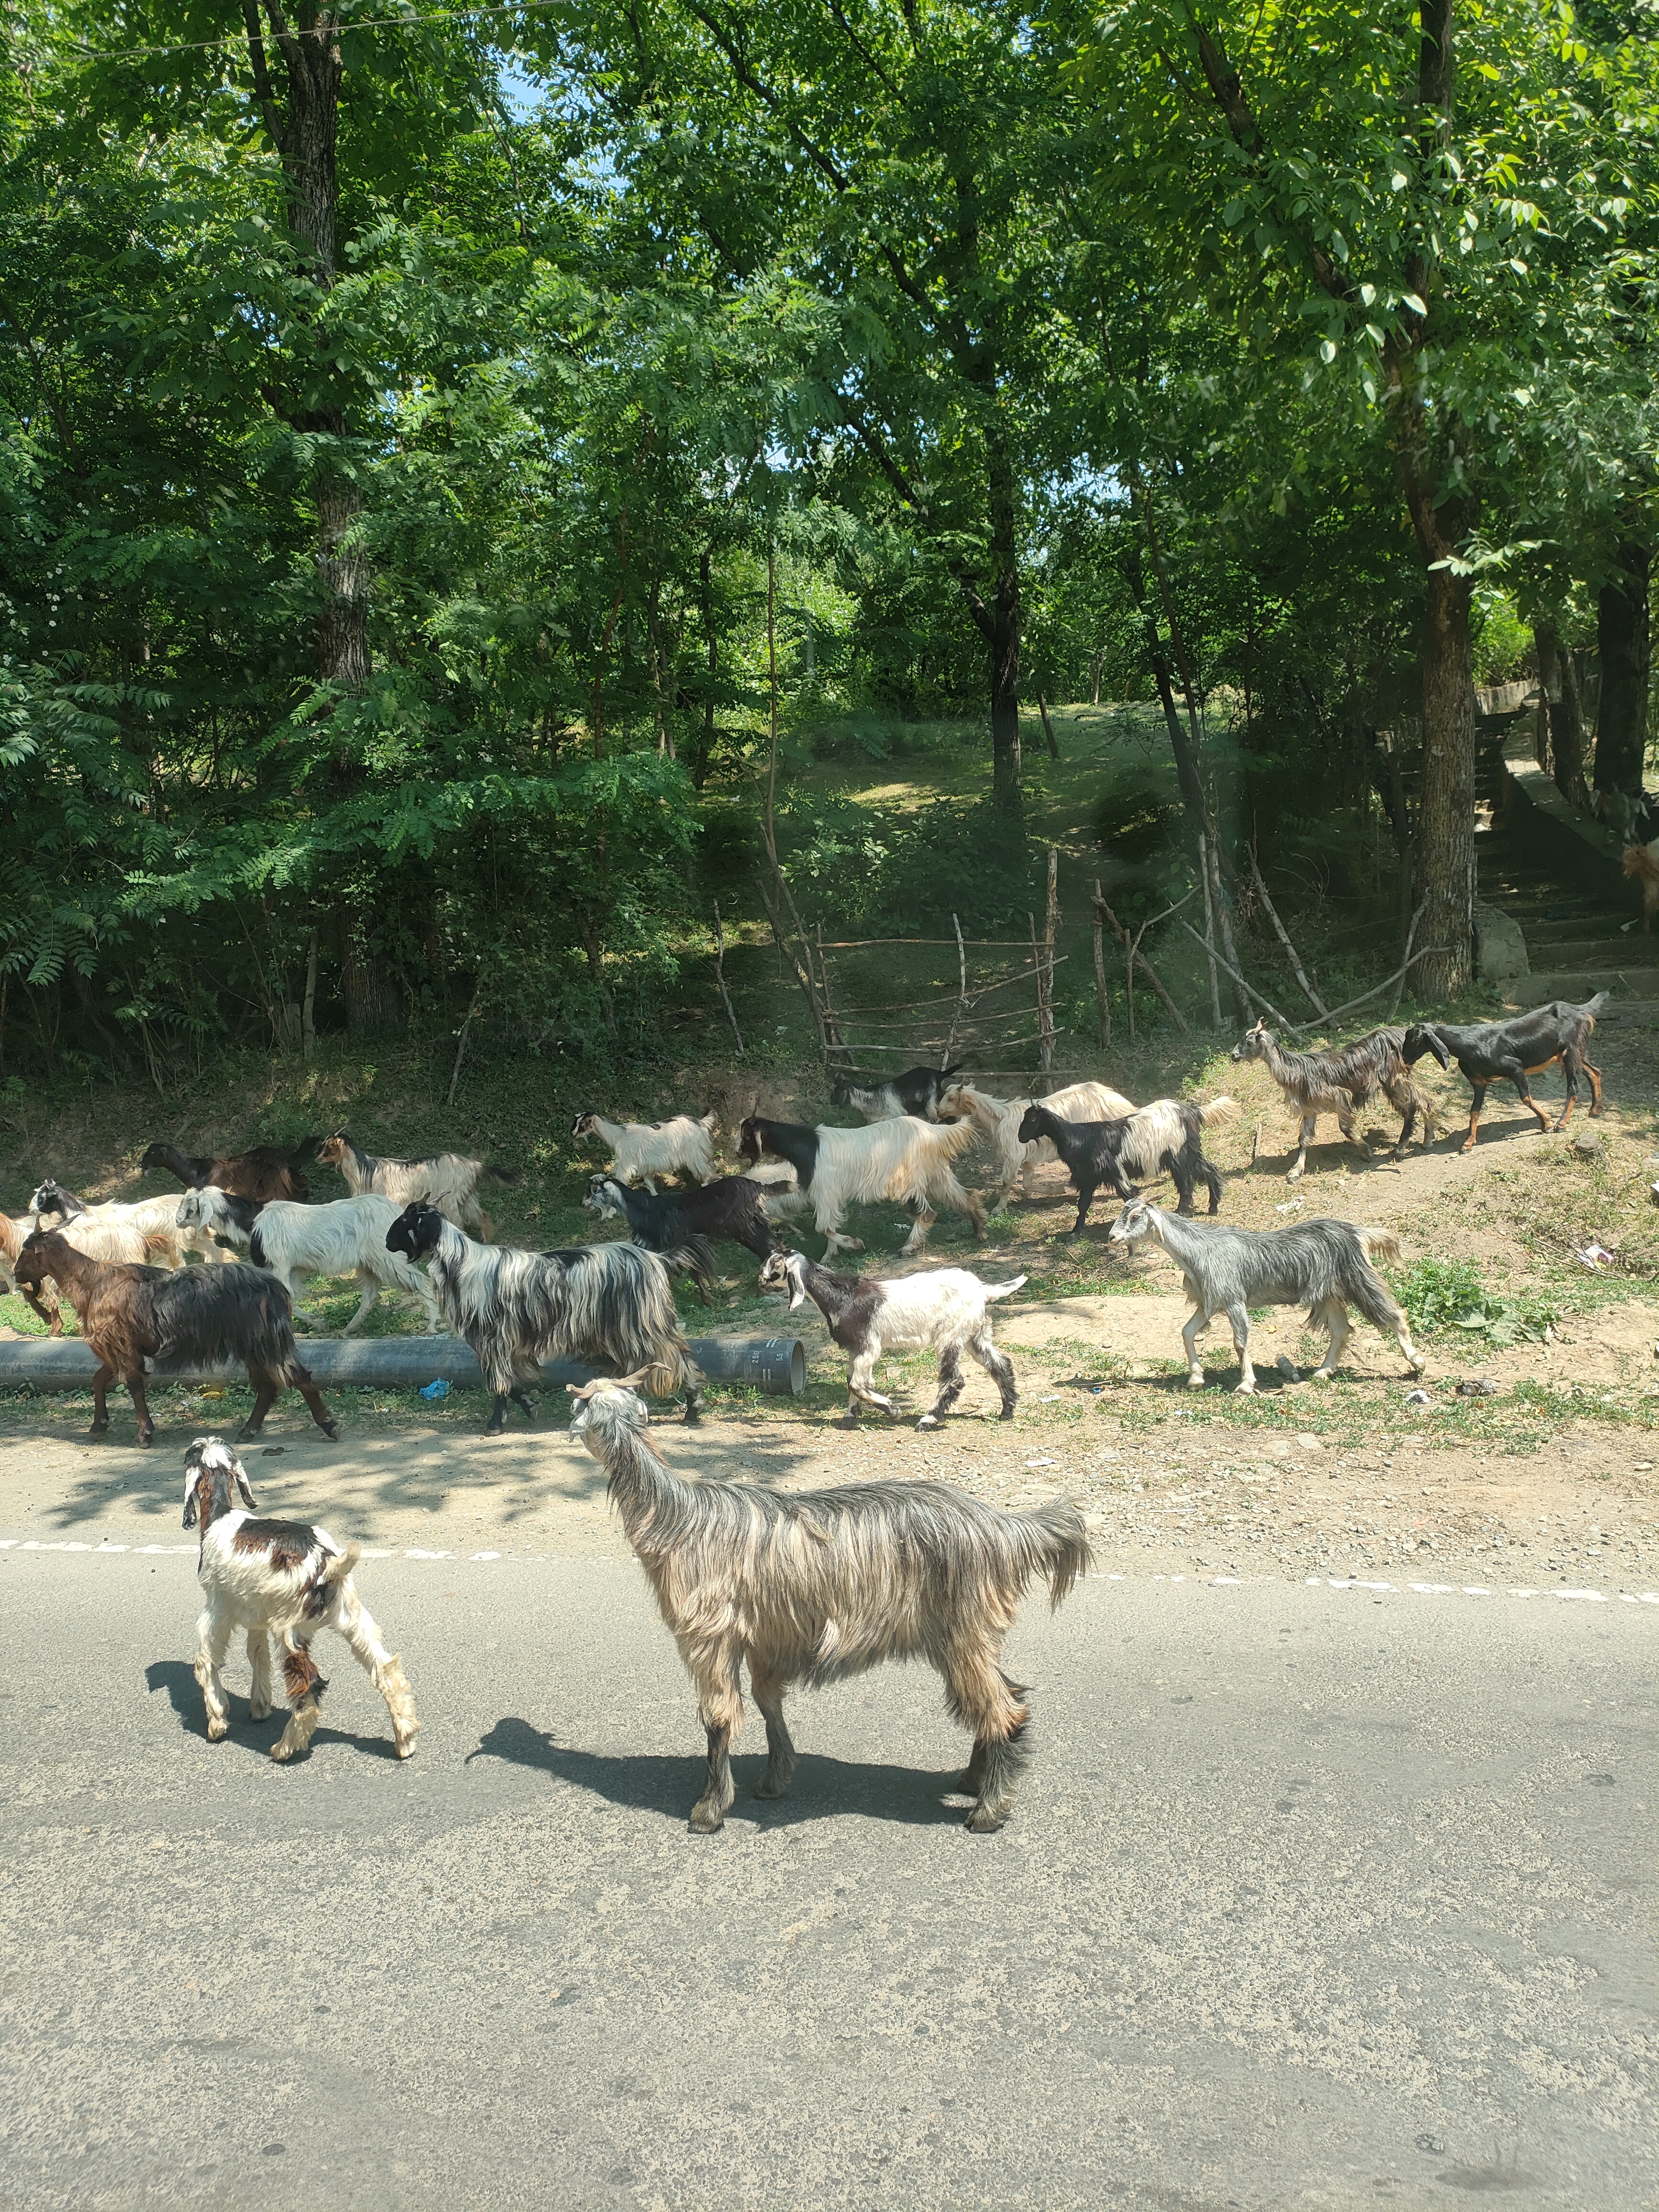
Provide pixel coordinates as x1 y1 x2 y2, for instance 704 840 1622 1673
1405 1388 1432 1405
1455 1377 1500 1398
419 1378 451 1402
1575 1244 1615 1271
1024 1457 1056 1469
1275 1354 1300 1379
1273 1198 1303 1214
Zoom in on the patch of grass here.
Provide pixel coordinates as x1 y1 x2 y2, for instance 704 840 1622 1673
1391 1257 1561 1348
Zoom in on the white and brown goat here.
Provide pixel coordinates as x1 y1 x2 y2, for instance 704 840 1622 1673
183 1436 419 1762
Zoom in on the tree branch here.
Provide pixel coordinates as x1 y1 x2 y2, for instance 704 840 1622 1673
241 0 287 152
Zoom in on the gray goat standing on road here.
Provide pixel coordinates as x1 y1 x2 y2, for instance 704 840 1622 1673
1108 1196 1424 1394
567 1374 1090 1835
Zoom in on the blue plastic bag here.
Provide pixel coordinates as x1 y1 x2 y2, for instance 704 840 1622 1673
418 1378 451 1402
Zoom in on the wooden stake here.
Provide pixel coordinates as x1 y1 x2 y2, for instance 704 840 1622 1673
1249 848 1328 1016
1037 692 1059 759
1094 890 1193 1035
1040 848 1059 1073
446 981 482 1106
1092 879 1110 1050
1172 916 1292 1028
946 913 969 1061
713 900 744 1057
1198 831 1223 1029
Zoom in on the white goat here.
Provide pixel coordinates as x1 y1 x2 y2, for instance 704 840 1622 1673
2 1206 153 1334
570 1109 718 1192
761 1249 1025 1427
940 1081 1137 1209
738 1112 987 1261
317 1132 514 1240
29 1177 228 1270
183 1436 419 1762
177 1188 442 1335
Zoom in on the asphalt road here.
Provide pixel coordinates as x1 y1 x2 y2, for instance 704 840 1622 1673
1 1547 1653 2212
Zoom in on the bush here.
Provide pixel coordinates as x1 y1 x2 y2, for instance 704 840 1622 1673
1393 1256 1559 1347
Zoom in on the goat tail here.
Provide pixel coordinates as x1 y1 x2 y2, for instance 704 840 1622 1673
982 1274 1027 1300
1197 1095 1239 1126
1353 1228 1402 1266
322 1542 360 1589
922 1116 980 1164
1021 1498 1092 1609
660 1236 718 1301
1582 991 1608 1023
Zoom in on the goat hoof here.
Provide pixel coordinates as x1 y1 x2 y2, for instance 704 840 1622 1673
916 1414 940 1431
135 1431 155 1449
206 1717 230 1742
998 1405 1016 1421
248 1697 272 1722
964 1804 1007 1834
1232 1382 1256 1396
686 1803 726 1835
1185 1374 1205 1391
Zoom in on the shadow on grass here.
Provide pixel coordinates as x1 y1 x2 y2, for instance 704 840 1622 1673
468 1715 971 1830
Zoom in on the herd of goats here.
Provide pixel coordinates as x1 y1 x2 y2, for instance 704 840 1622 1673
4 993 1610 1829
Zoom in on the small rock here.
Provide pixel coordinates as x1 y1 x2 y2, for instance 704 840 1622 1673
1405 1388 1432 1405
1296 1434 1323 1452
1455 1378 1500 1398
1571 1131 1604 1159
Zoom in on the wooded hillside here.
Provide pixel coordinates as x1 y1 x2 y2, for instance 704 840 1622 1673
2 0 1654 1084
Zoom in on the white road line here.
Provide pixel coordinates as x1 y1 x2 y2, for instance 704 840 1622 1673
3 1537 1656 1605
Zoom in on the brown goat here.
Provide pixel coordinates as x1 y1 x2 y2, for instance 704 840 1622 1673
140 1138 320 1206
12 1231 338 1448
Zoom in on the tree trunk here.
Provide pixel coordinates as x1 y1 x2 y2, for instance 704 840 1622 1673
337 904 400 1035
1593 538 1651 797
1121 544 1209 835
985 432 1022 818
244 3 366 690
1414 564 1477 996
1536 619 1590 806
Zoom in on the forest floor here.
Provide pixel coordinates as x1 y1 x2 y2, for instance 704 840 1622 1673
4 701 1658 1594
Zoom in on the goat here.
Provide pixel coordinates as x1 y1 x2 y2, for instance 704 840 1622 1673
1108 1195 1423 1394
569 1109 718 1193
582 1171 786 1299
387 1203 700 1434
760 1248 1023 1427
1 1204 152 1335
1622 838 1659 932
318 1132 516 1240
829 1063 965 1123
29 1178 226 1270
183 1436 418 1762
736 1113 985 1261
1402 995 1606 1151
177 1188 443 1336
567 1374 1091 1833
140 1136 320 1206
1015 1097 1234 1232
940 1080 1137 1209
1230 1020 1443 1179
13 1231 337 1447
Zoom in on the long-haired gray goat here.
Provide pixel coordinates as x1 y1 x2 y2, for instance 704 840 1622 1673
568 1373 1090 1834
1107 1196 1423 1394
1230 1019 1443 1179
387 1203 700 1433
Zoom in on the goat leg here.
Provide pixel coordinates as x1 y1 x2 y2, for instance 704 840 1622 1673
1583 1052 1605 1117
485 1394 510 1435
247 1629 274 1721
127 1368 155 1447
341 1272 380 1335
847 1351 895 1418
917 1347 967 1430
88 1360 115 1437
509 1387 538 1422
750 1669 797 1800
1461 1085 1488 1153
1287 1115 1313 1181
1180 1308 1209 1388
1062 1180 1098 1236
1227 1304 1256 1394
967 1329 1018 1420
1308 1297 1351 1381
195 1611 234 1741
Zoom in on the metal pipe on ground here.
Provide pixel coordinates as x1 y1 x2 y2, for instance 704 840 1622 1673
0 1334 807 1397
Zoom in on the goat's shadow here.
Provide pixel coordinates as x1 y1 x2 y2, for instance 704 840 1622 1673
144 1658 404 1761
469 1716 972 1830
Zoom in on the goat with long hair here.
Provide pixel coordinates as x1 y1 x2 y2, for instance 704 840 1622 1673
387 1204 700 1433
1230 1020 1442 1179
940 1080 1137 1209
319 1133 516 1240
568 1375 1090 1833
141 1137 321 1206
736 1112 985 1260
12 1231 337 1446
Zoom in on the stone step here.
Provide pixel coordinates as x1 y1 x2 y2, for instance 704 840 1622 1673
1526 937 1659 970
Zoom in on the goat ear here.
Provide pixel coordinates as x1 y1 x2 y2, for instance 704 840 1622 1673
786 1283 806 1312
231 1456 257 1511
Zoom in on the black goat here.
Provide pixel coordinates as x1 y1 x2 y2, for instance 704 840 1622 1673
1015 1097 1233 1234
582 1172 780 1296
1402 995 1605 1151
829 1063 965 1122
140 1137 320 1206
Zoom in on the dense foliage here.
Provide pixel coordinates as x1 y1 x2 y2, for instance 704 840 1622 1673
1 0 1654 1078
